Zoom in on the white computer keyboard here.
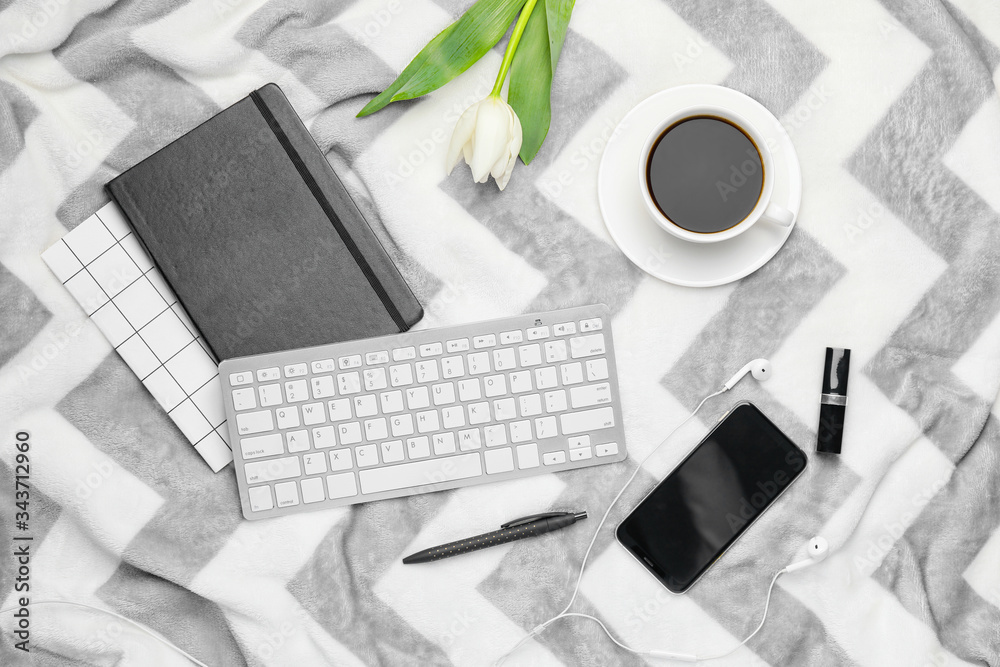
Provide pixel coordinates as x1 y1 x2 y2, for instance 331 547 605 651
219 304 627 519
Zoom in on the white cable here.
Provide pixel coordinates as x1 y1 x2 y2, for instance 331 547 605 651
0 599 210 667
495 387 727 666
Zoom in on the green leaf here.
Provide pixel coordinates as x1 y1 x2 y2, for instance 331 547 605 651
507 2 550 164
357 0 528 117
545 0 575 74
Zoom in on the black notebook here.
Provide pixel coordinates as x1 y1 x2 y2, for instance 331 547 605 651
107 83 422 362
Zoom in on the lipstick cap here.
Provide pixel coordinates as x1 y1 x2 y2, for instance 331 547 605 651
818 347 850 454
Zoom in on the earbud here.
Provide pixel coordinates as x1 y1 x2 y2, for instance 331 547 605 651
783 537 829 573
724 358 772 390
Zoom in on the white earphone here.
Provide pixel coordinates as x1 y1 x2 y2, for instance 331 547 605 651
496 358 833 666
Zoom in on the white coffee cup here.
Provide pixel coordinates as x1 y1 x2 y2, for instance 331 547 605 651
638 105 794 244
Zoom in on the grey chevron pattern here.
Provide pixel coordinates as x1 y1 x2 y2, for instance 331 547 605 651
2 0 1000 665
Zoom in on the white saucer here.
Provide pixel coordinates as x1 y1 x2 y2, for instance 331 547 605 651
598 84 801 287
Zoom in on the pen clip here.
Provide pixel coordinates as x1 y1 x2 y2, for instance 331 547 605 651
501 512 565 529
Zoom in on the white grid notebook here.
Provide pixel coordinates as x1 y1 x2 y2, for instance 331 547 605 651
41 202 232 472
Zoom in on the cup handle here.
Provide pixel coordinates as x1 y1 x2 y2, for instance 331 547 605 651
760 202 795 227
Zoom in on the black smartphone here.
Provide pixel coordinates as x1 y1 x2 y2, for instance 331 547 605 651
616 402 807 594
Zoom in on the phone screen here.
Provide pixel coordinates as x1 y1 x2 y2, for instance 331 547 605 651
616 403 806 593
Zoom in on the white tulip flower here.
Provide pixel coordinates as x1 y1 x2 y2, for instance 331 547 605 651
446 95 523 191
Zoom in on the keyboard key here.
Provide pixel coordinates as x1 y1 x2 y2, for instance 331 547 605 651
286 429 309 452
432 382 456 405
326 472 358 499
415 360 439 383
569 447 592 461
366 351 389 365
442 405 466 429
356 444 378 467
441 356 465 378
390 414 414 437
230 371 254 387
596 442 619 457
433 432 456 455
561 362 584 385
580 318 603 332
570 333 606 359
301 477 326 504
494 398 516 420
365 418 388 441
311 375 336 399
354 395 378 418
381 440 405 463
468 401 491 425
467 352 491 375
236 410 274 435
543 451 567 466
406 386 430 410
516 443 539 469
416 410 440 433
390 364 414 387
381 390 405 413
483 374 507 397
302 402 326 426
338 422 362 445
519 394 542 417
545 390 568 412
276 406 300 429
232 388 257 411
364 368 387 391
534 416 557 439
338 372 361 394
527 326 549 340
493 348 516 371
484 424 507 447
393 346 416 361
257 367 281 382
484 448 514 474
407 436 430 459
570 382 612 408
259 384 282 407
553 322 576 336
569 436 591 449
447 338 470 353
473 334 496 348
328 448 352 471
284 363 308 378
510 420 532 443
311 359 336 374
248 486 273 512
535 367 558 390
359 453 482 494
518 344 542 367
544 340 568 363
339 355 362 369
303 452 327 475
459 428 482 451
458 378 482 401
586 358 609 381
420 342 443 357
313 426 337 448
328 399 352 422
560 407 615 435
245 456 301 483
241 433 283 460
510 371 532 393
500 330 523 345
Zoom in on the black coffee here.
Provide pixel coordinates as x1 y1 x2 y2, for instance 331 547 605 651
646 116 763 234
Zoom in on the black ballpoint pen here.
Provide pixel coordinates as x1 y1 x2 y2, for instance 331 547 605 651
402 510 588 564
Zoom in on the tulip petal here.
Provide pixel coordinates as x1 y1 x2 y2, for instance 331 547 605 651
495 107 523 191
446 103 478 175
470 98 511 183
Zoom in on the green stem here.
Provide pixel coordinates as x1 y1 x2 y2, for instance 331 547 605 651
491 0 540 97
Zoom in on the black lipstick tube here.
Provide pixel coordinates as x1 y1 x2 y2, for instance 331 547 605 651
817 347 850 454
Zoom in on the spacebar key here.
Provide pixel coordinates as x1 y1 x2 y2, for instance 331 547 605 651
359 453 483 494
